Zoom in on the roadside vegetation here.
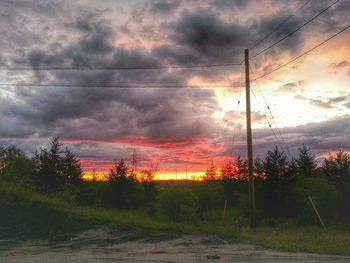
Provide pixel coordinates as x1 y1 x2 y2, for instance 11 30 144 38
0 138 350 255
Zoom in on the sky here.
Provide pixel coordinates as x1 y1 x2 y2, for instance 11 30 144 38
0 0 349 179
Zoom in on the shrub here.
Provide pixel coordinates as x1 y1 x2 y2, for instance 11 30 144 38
288 176 337 225
158 186 198 222
0 145 37 186
193 181 224 214
322 150 350 224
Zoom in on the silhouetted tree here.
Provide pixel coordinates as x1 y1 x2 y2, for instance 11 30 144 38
234 156 248 180
296 145 317 177
262 146 295 218
220 161 235 179
108 159 129 180
34 137 83 192
138 170 158 213
91 168 97 182
322 150 350 224
254 157 265 178
108 159 138 208
204 161 218 180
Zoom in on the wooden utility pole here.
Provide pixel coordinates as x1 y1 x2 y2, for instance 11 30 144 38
245 49 256 228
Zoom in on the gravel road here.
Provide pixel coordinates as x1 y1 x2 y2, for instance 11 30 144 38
1 228 349 263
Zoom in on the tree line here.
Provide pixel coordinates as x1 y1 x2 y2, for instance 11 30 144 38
204 145 350 224
0 138 349 225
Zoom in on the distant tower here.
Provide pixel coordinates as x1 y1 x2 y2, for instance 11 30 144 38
131 149 137 174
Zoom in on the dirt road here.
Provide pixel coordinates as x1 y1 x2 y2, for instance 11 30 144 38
1 228 349 262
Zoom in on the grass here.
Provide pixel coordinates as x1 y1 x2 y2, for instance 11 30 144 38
239 226 350 256
1 179 350 256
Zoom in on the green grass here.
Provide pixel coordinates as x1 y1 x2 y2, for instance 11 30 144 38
239 226 350 256
1 179 350 256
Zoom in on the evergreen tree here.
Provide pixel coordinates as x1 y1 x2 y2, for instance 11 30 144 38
108 159 129 180
34 137 82 192
322 150 350 223
220 161 235 179
108 159 137 208
204 161 217 180
62 147 83 185
296 145 317 177
138 170 158 210
262 146 295 218
264 146 292 181
234 156 248 180
254 157 265 178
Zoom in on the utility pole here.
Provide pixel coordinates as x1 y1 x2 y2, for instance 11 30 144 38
245 49 256 228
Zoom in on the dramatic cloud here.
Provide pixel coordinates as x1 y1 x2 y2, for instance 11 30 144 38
0 0 349 175
171 11 249 62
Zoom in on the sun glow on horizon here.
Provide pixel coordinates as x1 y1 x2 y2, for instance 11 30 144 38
82 170 206 181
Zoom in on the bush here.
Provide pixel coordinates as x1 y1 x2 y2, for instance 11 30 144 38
193 181 224 214
0 145 37 187
221 179 248 208
158 186 198 222
288 176 338 225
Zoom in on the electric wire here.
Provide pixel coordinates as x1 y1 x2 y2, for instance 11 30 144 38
251 24 350 82
0 62 243 71
0 83 245 89
250 65 293 159
250 0 341 59
231 88 242 159
250 87 286 155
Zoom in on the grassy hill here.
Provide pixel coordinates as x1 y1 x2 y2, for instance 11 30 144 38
1 179 350 256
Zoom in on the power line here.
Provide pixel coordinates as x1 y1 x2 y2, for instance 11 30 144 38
251 24 350 82
250 0 341 59
0 62 243 71
250 0 312 50
231 88 242 158
0 83 244 89
250 87 287 156
250 66 293 159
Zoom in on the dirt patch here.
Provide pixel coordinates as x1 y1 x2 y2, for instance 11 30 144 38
1 228 350 262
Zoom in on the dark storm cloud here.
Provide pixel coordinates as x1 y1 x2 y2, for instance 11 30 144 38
170 11 248 63
312 0 350 33
249 12 304 59
149 0 182 14
0 15 222 142
165 6 310 68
